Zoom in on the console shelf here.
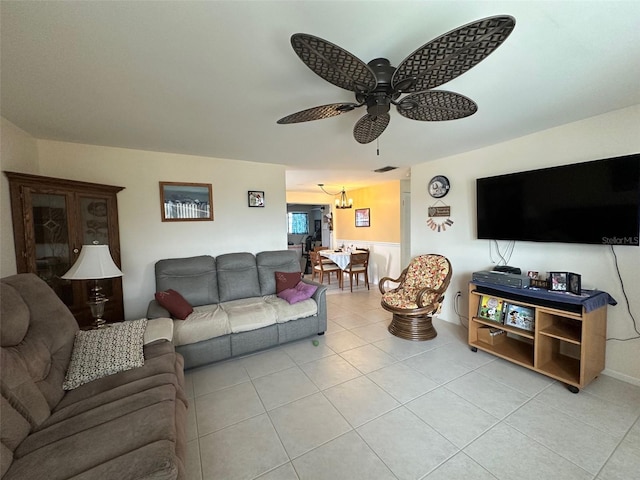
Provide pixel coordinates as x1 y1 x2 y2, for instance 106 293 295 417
468 283 608 393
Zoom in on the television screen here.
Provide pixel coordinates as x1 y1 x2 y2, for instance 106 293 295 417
476 154 640 246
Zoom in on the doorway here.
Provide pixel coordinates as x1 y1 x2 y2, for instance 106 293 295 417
287 203 332 272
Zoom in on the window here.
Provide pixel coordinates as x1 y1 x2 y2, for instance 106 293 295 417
287 212 309 234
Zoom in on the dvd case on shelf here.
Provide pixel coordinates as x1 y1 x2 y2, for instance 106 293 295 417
477 295 505 323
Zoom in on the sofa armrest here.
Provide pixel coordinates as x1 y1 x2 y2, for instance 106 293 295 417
300 278 326 300
144 317 174 344
147 300 171 320
300 279 327 332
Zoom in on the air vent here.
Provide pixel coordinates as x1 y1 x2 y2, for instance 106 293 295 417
373 166 398 173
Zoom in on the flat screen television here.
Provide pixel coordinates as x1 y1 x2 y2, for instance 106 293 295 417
476 153 640 246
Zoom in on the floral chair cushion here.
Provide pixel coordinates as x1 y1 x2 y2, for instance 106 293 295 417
382 255 450 310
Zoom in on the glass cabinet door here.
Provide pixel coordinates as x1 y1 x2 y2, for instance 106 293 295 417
78 195 115 298
29 192 75 305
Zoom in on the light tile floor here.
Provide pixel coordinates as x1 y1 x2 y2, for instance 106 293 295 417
184 284 640 480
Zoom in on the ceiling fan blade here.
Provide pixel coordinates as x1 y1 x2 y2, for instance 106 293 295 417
291 33 377 93
392 15 515 93
353 113 390 144
396 91 477 121
277 103 359 124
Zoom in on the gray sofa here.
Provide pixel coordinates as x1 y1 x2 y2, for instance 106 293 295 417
1 273 187 480
146 250 327 369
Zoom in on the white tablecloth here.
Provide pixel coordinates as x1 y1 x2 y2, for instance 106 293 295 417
319 250 366 270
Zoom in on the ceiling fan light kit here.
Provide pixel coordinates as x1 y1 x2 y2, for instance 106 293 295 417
277 15 515 144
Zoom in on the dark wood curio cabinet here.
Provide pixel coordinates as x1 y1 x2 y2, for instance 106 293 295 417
5 172 125 328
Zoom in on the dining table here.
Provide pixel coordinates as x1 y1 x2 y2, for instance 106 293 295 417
318 249 367 271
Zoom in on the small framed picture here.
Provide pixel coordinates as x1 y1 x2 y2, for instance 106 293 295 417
527 271 538 279
549 271 581 294
477 295 505 324
504 303 535 331
549 272 567 291
355 208 370 227
568 273 581 295
248 191 265 207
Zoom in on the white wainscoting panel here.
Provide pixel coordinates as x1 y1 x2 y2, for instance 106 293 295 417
335 240 402 285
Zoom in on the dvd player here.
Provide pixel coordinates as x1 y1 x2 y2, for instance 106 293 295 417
472 270 531 289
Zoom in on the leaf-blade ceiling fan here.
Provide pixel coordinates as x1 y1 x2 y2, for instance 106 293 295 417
277 15 516 144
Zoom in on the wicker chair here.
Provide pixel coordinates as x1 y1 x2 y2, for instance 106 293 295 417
379 254 452 340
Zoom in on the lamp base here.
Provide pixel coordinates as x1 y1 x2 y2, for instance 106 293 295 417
88 297 110 329
91 318 110 329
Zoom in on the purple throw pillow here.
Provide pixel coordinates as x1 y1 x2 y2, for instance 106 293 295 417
277 281 318 304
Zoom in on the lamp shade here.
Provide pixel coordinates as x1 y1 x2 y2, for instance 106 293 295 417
62 245 123 280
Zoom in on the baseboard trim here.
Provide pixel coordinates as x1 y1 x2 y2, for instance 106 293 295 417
601 368 640 387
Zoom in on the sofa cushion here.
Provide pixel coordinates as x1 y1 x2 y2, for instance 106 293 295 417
1 395 31 476
275 271 303 293
16 383 178 457
0 349 51 427
155 289 193 320
173 304 231 346
1 275 77 412
265 295 318 323
63 319 147 390
55 342 186 413
216 252 261 302
156 255 219 306
5 396 181 480
0 284 30 347
257 250 301 296
222 298 278 333
277 281 318 304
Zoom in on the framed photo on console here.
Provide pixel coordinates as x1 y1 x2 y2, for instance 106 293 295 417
477 295 505 324
504 303 535 331
549 271 581 295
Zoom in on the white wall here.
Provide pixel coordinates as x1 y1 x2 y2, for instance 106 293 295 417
0 118 40 277
31 140 288 320
411 105 640 384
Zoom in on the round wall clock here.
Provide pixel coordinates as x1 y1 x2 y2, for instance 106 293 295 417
428 175 450 198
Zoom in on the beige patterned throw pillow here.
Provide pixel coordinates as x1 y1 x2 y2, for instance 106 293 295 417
63 319 147 390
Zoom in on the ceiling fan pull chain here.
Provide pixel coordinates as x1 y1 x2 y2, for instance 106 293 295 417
377 138 380 156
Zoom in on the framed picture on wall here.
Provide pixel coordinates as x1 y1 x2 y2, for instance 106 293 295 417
159 182 213 222
248 191 265 207
355 208 370 227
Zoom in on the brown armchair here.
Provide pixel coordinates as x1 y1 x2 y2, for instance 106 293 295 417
379 254 452 340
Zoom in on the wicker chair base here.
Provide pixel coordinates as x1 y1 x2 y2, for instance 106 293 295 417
388 313 437 341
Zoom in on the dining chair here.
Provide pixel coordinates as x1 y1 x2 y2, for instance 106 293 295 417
310 251 342 287
343 251 370 292
313 246 335 265
379 254 452 340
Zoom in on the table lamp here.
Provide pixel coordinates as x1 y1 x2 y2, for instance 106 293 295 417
62 244 123 328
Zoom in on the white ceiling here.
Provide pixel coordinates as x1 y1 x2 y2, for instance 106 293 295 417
2 1 639 193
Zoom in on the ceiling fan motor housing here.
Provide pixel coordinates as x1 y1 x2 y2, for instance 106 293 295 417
360 58 399 117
